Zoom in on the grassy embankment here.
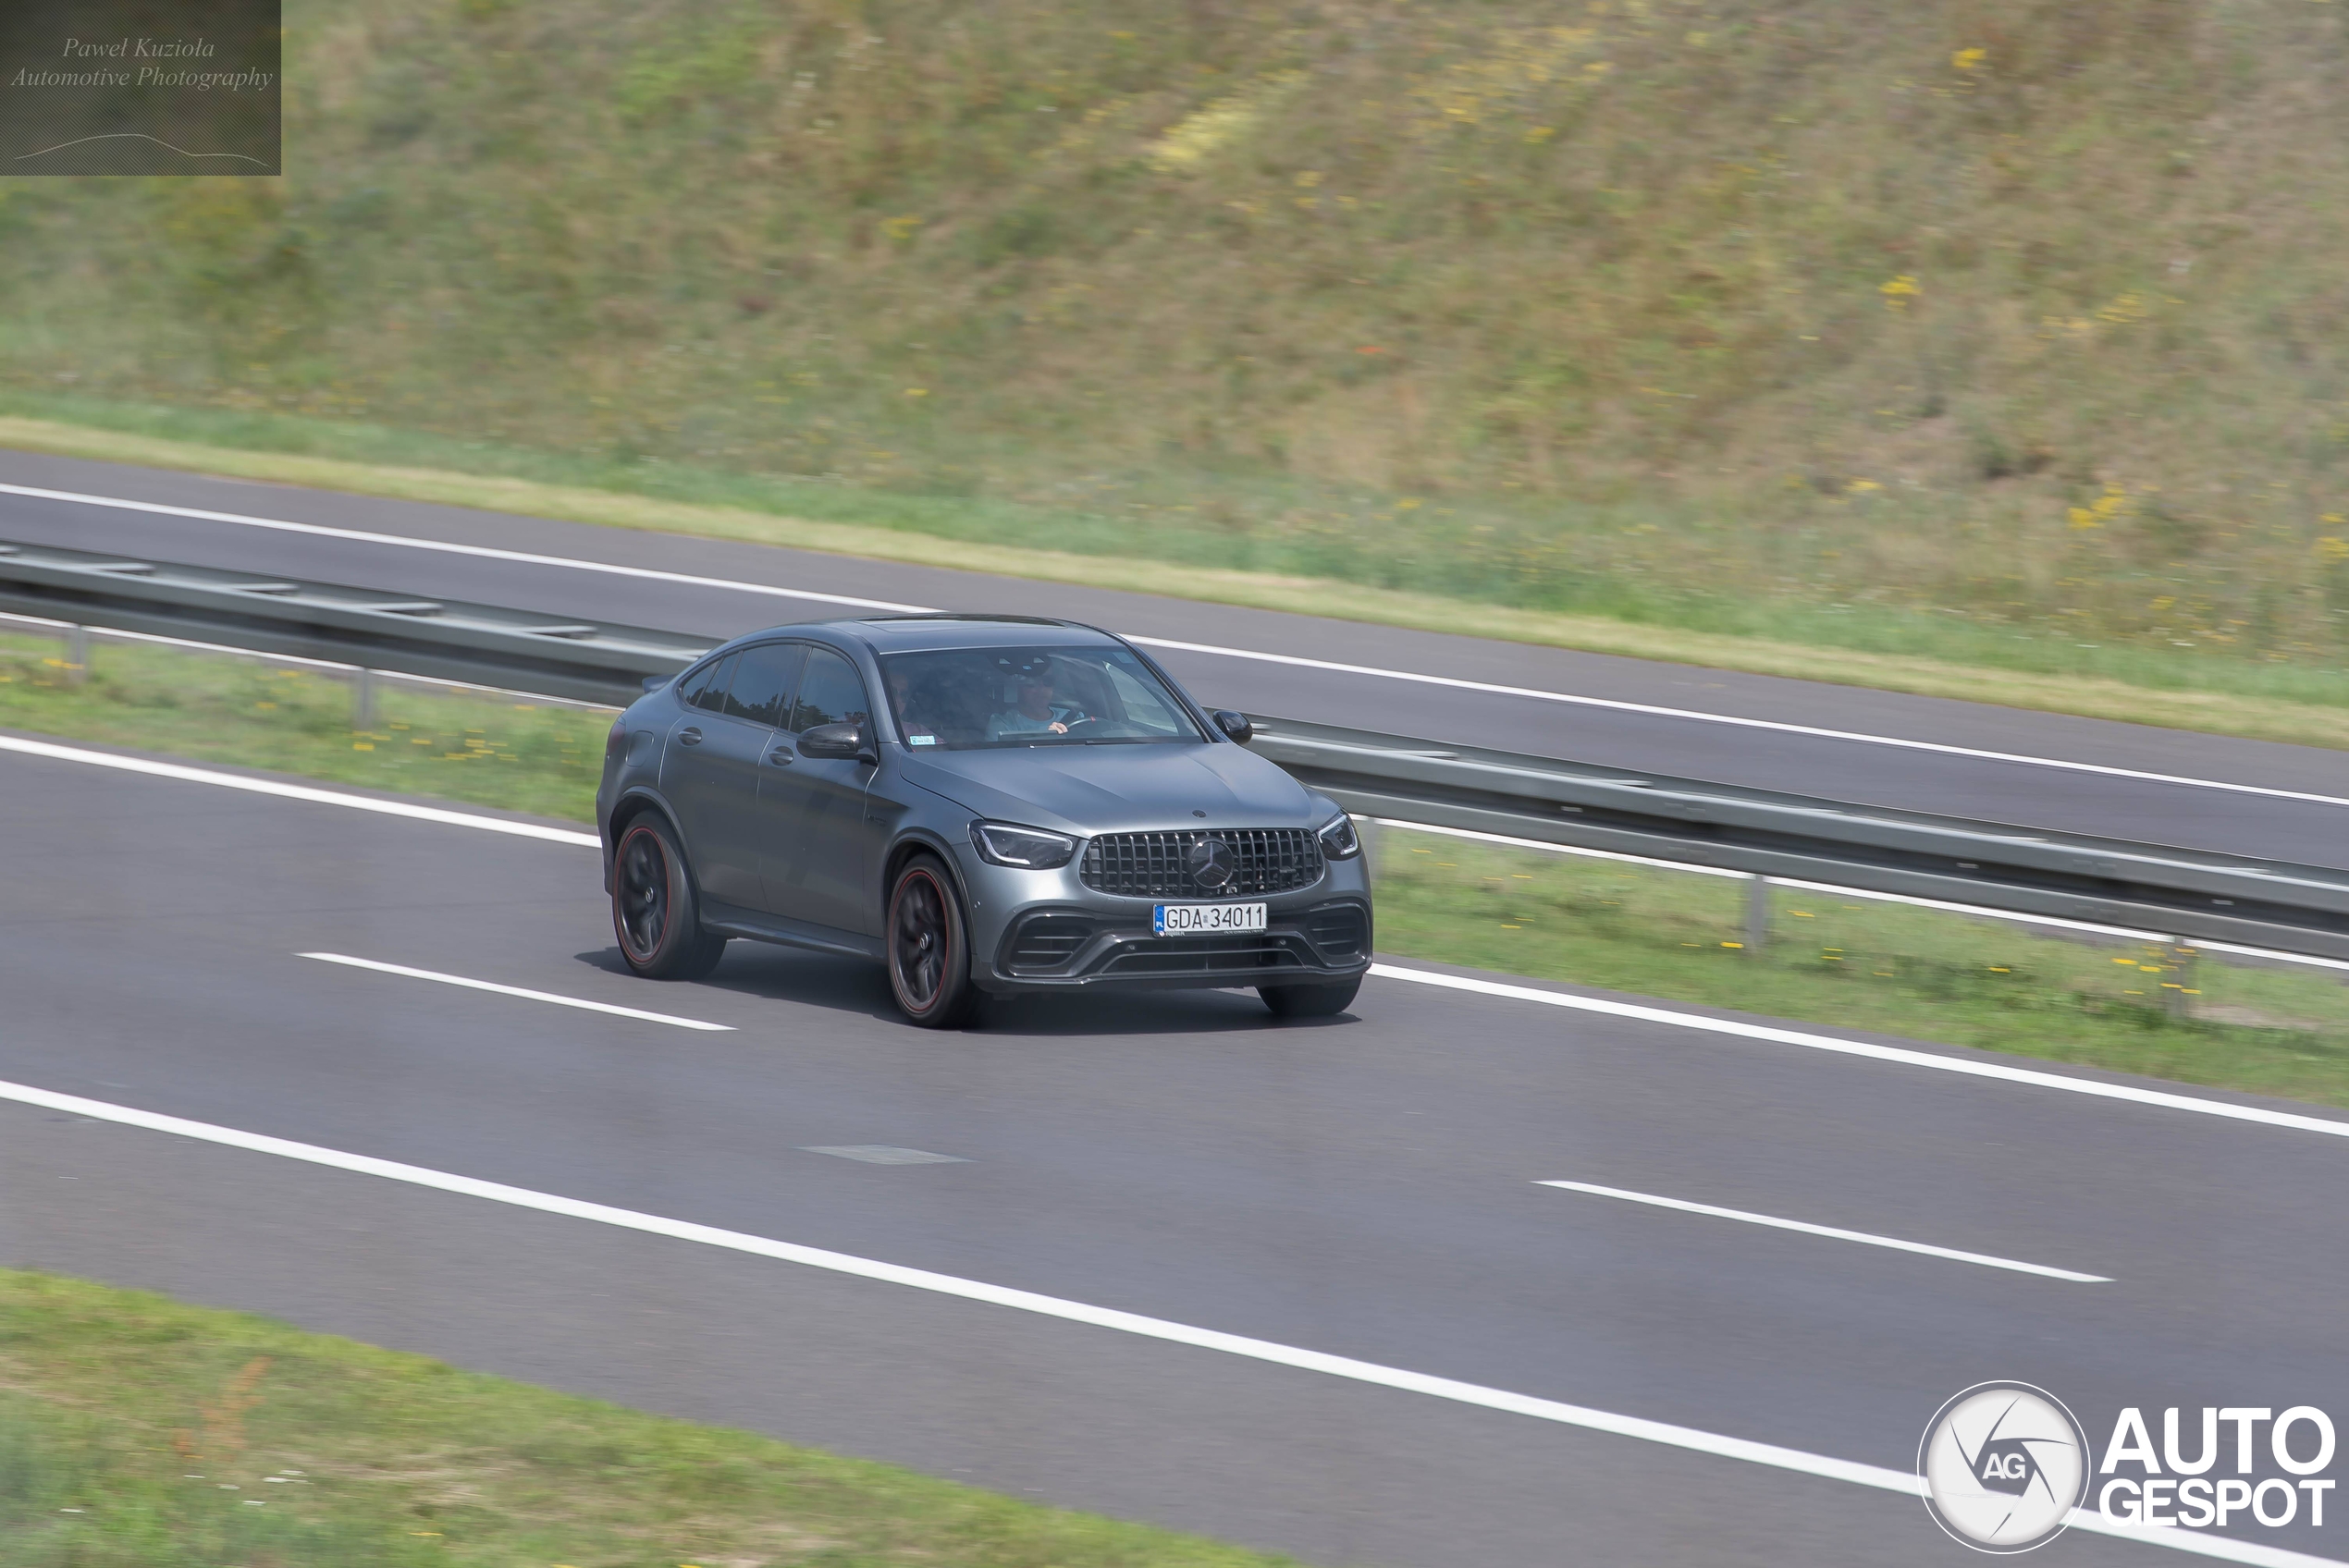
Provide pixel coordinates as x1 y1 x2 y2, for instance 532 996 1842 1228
7 0 2349 739
9 632 2347 1109
0 1269 1297 1568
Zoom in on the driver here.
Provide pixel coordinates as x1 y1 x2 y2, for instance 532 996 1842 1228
987 658 1086 740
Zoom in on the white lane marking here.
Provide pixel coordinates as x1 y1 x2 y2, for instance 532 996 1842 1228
0 1077 2331 1566
1371 816 2349 973
300 952 730 1032
0 481 932 613
1135 636 2349 808
801 1145 969 1165
1537 1181 2109 1283
9 730 2348 1149
0 733 601 846
9 480 2342 808
1370 963 2349 1142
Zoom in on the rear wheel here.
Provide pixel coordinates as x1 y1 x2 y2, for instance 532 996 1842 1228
612 817 727 980
1259 977 1360 1019
887 854 978 1028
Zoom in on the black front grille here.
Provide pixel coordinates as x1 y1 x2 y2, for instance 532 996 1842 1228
1079 828 1322 900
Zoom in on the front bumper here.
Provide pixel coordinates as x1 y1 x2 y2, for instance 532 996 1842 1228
954 845 1372 994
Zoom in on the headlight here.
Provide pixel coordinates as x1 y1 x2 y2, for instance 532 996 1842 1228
1318 813 1360 860
970 820 1078 869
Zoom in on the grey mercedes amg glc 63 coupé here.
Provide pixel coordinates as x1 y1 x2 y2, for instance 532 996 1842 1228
596 615 1371 1026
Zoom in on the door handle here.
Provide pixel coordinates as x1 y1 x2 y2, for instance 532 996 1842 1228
678 727 703 745
768 748 794 765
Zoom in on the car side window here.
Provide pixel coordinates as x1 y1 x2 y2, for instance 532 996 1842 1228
789 647 870 733
682 652 738 715
721 643 804 729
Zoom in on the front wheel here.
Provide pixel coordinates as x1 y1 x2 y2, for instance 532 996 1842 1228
887 854 978 1028
612 817 727 980
1260 977 1360 1019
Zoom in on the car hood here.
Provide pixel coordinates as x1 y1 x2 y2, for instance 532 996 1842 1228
899 742 1322 834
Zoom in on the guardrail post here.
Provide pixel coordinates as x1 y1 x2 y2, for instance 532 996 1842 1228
64 623 88 684
2166 940 2197 1021
1743 874 1770 956
351 667 377 730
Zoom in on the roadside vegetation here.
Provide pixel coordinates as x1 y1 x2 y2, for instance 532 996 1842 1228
0 1269 1297 1568
7 0 2349 735
7 634 2347 1110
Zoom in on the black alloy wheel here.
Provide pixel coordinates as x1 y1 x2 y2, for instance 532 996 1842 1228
887 854 978 1027
611 817 727 980
1260 976 1361 1019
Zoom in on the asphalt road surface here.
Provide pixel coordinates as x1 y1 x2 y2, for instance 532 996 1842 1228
2 448 2345 868
4 738 2344 1566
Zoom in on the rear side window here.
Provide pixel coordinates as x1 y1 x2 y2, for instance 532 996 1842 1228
722 643 804 728
681 652 738 714
789 647 870 732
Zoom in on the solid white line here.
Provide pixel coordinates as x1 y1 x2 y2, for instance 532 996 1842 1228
0 481 933 614
0 734 601 847
300 952 730 1031
1537 1181 2109 1282
1369 963 2349 1142
0 1078 2325 1566
1132 635 2349 809
10 480 2340 808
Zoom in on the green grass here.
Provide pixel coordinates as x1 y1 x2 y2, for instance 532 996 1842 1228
1373 830 2349 1110
0 1269 1298 1568
8 0 2349 694
0 633 612 822
9 632 2348 1111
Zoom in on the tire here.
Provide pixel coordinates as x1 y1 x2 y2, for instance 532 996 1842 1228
1259 976 1360 1019
611 816 727 980
887 854 978 1028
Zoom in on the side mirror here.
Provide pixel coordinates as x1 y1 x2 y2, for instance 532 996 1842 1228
642 673 672 694
1212 710 1253 744
799 721 874 764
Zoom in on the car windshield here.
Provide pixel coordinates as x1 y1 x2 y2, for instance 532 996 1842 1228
878 644 1204 750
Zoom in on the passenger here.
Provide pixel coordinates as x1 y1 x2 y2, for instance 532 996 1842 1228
887 667 941 745
987 663 1084 740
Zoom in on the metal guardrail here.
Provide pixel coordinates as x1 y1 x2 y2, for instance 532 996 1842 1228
6 536 2347 966
0 538 704 707
1248 718 2349 965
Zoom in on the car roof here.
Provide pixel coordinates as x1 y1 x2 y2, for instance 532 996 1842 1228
789 615 1127 655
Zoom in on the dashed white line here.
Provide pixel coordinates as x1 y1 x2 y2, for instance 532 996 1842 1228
0 1074 2332 1565
8 479 2341 807
1537 1181 2109 1282
300 952 731 1031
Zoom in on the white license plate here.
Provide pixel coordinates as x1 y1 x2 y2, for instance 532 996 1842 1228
1154 902 1268 937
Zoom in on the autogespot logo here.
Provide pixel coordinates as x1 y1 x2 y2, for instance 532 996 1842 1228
1920 1382 2090 1552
